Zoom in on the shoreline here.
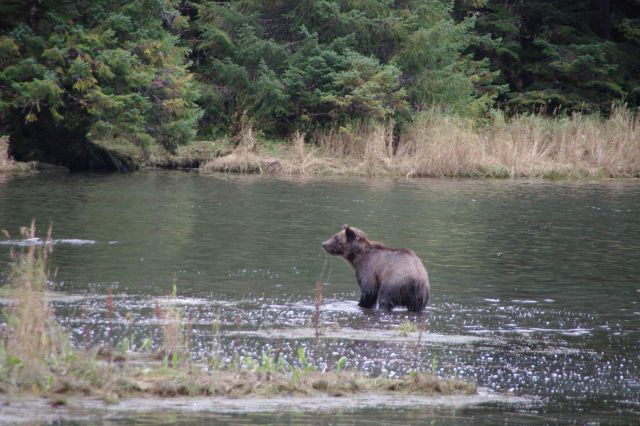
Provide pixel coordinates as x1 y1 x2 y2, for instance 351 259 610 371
198 111 640 179
0 389 526 424
107 110 640 180
197 145 640 180
0 351 481 420
4 107 640 180
0 137 37 174
4 151 640 181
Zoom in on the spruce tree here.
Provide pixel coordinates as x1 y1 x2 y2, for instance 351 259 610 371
458 0 640 113
0 0 202 169
190 0 496 137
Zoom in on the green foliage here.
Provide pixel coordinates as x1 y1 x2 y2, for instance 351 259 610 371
139 338 153 353
171 278 178 298
2 0 638 167
0 0 202 165
190 0 495 136
458 0 640 113
431 356 439 374
394 321 418 335
296 346 315 373
259 348 277 373
120 337 130 353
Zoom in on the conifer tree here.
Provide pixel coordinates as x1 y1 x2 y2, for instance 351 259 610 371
0 0 201 169
190 0 496 136
457 0 640 113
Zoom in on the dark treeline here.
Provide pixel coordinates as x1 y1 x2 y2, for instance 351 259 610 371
0 1 638 169
457 0 640 113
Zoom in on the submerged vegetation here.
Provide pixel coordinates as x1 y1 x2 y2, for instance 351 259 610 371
0 1 638 173
0 225 476 403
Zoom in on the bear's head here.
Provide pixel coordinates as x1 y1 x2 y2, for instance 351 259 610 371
321 224 370 258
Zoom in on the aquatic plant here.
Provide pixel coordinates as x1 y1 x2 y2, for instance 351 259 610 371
313 281 323 342
106 289 114 340
156 281 190 367
208 310 223 369
395 321 419 336
0 226 102 397
0 222 73 390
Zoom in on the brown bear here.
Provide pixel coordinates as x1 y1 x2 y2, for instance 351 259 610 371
321 225 430 312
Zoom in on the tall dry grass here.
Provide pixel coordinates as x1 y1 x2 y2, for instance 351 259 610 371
280 131 323 175
312 121 394 176
0 222 73 388
0 136 9 167
0 135 36 172
202 122 283 174
386 107 640 178
401 108 640 178
202 108 640 178
157 302 189 364
153 280 190 366
396 114 485 177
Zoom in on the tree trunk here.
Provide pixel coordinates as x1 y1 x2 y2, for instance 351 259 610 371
592 0 611 38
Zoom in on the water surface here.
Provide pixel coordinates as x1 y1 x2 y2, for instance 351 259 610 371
0 171 638 423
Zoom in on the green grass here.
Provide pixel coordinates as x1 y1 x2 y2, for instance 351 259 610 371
394 321 419 336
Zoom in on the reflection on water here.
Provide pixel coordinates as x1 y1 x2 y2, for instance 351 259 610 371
1 171 639 423
0 238 97 246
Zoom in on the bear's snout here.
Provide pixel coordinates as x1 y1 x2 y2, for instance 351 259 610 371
321 238 337 254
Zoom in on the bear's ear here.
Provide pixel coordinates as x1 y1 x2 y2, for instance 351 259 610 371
342 224 349 230
344 226 356 241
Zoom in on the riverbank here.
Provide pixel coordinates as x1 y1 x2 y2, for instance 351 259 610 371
1 390 525 424
0 137 36 173
201 109 640 179
5 109 639 179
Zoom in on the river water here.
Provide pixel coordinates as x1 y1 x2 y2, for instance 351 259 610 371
0 171 638 423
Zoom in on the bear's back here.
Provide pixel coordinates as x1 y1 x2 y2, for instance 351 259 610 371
375 247 428 285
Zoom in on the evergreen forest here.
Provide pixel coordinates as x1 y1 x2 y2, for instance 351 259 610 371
1 0 639 170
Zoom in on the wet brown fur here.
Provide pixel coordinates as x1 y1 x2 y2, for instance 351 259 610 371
322 225 430 312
